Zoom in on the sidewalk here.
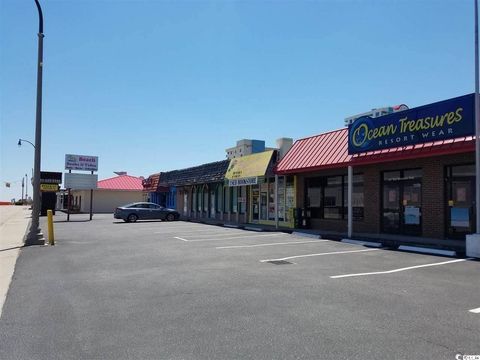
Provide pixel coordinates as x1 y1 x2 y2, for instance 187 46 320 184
0 206 31 317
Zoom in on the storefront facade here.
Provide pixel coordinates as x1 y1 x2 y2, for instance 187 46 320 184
224 150 296 228
277 94 475 247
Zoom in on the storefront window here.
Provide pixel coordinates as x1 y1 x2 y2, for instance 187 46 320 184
277 177 285 221
285 176 295 222
223 186 229 213
216 185 223 213
231 187 238 213
203 187 209 212
306 177 322 218
197 188 202 212
252 185 260 221
324 176 343 219
306 174 364 221
239 186 246 214
268 178 276 220
192 188 197 212
210 189 215 216
451 165 475 177
260 181 268 220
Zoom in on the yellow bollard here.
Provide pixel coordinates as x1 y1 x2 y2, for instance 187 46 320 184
47 210 55 246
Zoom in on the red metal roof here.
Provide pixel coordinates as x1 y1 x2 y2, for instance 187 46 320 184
97 174 144 191
142 173 160 192
275 128 474 174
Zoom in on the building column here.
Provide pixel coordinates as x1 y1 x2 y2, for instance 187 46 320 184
348 166 353 238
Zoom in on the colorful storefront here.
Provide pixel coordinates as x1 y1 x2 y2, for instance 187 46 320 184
276 94 476 248
225 150 296 228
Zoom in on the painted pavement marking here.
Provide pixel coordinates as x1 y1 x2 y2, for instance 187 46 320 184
330 258 473 279
216 240 328 249
260 248 379 263
175 233 286 242
174 237 189 242
469 307 480 314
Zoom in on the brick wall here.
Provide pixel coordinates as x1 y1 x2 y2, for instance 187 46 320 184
295 152 474 239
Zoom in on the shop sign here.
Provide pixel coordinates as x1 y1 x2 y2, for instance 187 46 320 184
348 93 474 154
65 154 98 171
225 150 274 180
40 184 59 192
64 173 98 190
40 171 62 184
228 177 258 187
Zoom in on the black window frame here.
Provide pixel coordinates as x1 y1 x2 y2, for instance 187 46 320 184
305 174 364 221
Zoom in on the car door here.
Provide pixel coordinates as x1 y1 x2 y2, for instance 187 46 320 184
149 204 164 220
136 203 151 220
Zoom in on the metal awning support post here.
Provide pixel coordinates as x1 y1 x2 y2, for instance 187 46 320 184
467 0 480 258
347 166 353 238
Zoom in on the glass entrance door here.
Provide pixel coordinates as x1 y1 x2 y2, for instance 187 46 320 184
260 192 268 220
446 165 476 239
382 183 401 233
402 181 422 236
382 170 422 236
252 186 260 222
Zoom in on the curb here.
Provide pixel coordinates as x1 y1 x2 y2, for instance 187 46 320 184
341 239 383 248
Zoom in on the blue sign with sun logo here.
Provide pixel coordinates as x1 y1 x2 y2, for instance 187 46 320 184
348 94 475 154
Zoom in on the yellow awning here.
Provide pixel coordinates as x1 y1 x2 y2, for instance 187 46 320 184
225 150 274 180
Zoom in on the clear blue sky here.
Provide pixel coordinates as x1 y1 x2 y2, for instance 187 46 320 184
0 0 476 201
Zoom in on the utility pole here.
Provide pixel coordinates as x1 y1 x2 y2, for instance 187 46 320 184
25 0 45 245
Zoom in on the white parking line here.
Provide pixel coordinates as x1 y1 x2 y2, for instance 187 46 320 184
216 240 329 249
260 248 379 263
176 233 285 242
179 232 256 238
156 229 242 234
174 237 189 242
469 307 480 314
330 258 472 279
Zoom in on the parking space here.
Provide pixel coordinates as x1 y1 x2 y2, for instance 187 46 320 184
1 213 479 360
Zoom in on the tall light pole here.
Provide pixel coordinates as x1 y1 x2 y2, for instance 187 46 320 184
25 173 28 202
25 0 45 246
18 138 36 148
467 0 480 257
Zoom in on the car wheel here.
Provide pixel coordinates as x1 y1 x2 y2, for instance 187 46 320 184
127 214 138 223
166 213 175 221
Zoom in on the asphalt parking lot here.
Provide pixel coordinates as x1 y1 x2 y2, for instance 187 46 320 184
1 213 479 360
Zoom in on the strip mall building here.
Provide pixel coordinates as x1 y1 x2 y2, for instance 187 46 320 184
144 94 475 251
276 93 475 250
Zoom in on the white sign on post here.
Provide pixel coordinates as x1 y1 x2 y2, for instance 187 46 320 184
65 154 98 171
64 173 98 190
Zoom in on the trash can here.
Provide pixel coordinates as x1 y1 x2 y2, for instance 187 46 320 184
294 208 303 228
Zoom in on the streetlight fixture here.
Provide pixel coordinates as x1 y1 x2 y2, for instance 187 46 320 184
18 138 36 148
25 0 45 246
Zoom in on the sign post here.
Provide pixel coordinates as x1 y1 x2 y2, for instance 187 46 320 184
90 171 94 220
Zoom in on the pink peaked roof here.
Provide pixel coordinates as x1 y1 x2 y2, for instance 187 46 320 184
97 175 144 191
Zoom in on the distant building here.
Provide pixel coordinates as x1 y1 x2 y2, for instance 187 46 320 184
344 104 409 127
226 138 293 160
225 139 266 159
60 173 145 213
